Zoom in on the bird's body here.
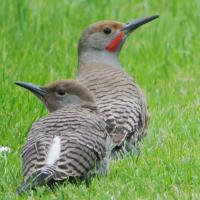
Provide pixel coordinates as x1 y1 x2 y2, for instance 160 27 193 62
77 16 158 154
16 80 110 194
22 104 108 183
78 63 148 153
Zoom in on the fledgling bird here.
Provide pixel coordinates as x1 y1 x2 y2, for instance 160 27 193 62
77 15 159 155
15 80 111 194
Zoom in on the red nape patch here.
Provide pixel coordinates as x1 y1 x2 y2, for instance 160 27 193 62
106 32 125 52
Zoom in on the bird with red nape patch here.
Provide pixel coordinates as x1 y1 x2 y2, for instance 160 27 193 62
77 15 159 156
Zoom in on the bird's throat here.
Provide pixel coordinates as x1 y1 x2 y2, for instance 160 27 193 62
106 32 125 52
78 50 122 70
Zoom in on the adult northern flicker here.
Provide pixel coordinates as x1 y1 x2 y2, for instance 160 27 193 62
77 15 159 155
15 80 111 194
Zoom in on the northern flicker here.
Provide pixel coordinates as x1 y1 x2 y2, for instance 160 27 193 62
77 15 159 155
15 80 111 194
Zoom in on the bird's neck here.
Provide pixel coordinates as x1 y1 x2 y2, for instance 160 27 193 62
78 49 122 70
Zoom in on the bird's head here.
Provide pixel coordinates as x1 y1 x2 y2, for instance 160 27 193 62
15 80 95 112
78 15 159 56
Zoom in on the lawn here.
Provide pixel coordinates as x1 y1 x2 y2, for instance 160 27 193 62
0 0 199 199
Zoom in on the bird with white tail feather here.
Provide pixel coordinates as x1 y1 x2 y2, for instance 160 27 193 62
15 80 112 194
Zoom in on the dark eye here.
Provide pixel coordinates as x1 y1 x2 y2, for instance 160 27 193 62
103 27 112 34
57 89 65 96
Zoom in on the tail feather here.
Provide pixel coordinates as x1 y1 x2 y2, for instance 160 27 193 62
17 166 56 195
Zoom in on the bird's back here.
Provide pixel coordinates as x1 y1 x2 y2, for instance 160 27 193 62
78 64 148 150
22 104 108 182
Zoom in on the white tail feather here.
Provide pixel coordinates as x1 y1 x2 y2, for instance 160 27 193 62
46 136 61 165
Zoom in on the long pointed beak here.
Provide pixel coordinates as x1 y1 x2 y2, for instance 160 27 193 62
121 15 159 34
15 81 47 97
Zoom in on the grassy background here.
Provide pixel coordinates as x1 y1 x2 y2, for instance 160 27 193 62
0 0 199 199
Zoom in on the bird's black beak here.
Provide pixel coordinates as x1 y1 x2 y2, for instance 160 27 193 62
15 81 47 98
121 15 159 35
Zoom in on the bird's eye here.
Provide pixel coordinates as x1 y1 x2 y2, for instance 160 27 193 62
57 89 66 96
103 27 112 34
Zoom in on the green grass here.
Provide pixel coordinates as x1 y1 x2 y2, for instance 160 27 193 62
0 0 200 199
